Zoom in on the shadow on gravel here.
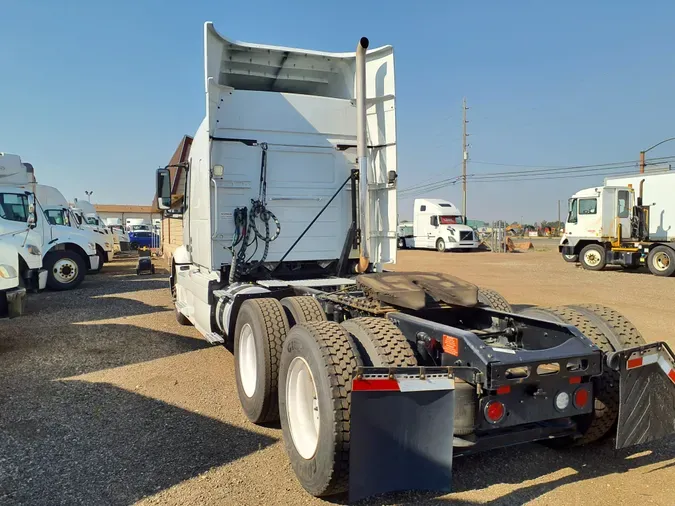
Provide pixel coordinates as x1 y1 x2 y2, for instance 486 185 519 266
0 380 276 506
346 439 675 506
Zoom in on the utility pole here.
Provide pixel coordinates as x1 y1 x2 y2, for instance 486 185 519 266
462 98 469 219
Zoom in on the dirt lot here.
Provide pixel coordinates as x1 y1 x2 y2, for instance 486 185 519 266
1 251 674 506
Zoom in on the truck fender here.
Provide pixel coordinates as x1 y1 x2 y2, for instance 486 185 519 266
46 242 89 264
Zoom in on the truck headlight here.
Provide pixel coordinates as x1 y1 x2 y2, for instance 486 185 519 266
0 264 18 279
447 236 457 243
26 244 41 256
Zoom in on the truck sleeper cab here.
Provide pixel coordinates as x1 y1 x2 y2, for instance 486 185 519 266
155 24 675 502
401 198 480 252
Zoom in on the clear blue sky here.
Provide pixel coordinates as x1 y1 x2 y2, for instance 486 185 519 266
2 0 674 223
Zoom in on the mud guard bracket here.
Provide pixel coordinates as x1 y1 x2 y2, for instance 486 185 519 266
608 342 675 449
349 367 455 503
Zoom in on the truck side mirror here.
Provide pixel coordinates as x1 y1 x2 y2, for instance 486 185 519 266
27 194 37 229
156 168 172 210
430 216 438 227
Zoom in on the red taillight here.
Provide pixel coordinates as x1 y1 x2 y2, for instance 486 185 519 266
569 376 581 385
484 400 505 423
574 387 589 409
496 385 511 395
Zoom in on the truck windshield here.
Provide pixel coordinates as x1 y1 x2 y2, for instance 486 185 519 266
0 193 29 222
439 216 464 225
45 209 70 226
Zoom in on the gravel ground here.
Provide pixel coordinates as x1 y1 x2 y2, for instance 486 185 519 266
1 253 674 506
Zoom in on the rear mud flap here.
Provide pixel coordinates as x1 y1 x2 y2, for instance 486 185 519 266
610 342 675 449
349 367 455 503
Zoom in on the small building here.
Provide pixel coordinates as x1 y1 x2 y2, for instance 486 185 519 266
94 204 162 225
152 135 192 259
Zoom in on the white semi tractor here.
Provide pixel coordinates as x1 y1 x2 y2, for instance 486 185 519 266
156 23 675 502
397 198 480 251
560 170 675 276
0 242 26 318
35 185 112 272
0 153 98 290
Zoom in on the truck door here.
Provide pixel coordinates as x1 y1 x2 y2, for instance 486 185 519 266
616 189 632 240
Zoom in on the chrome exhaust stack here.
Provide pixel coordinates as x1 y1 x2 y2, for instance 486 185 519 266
356 36 370 273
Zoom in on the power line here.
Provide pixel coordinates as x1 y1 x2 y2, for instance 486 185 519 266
398 155 675 194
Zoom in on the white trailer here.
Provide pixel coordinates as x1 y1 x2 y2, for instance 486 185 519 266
0 153 97 291
398 198 480 251
155 23 675 502
560 170 675 275
0 242 26 318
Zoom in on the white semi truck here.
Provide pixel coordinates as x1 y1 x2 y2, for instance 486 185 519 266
560 170 675 276
0 153 98 290
156 23 675 502
397 198 480 251
103 217 131 252
0 242 26 318
35 185 112 272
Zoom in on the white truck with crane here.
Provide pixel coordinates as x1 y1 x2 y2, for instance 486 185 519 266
560 170 675 276
156 23 675 502
0 153 98 291
397 198 480 251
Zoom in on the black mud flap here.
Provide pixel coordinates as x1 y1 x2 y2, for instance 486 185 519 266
348 367 455 503
610 342 675 449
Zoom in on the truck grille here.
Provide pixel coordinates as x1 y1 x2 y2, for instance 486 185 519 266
460 231 474 241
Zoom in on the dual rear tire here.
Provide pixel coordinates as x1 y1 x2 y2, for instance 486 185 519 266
233 295 418 496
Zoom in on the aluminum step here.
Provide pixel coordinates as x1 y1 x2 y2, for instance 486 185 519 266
205 332 225 345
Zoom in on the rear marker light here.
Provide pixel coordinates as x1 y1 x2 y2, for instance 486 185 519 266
554 392 570 411
496 385 511 395
569 376 582 384
574 387 589 409
484 401 505 423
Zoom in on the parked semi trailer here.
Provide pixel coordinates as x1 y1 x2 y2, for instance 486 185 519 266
156 23 675 501
397 198 480 251
560 170 675 276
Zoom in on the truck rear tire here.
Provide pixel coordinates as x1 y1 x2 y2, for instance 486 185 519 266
44 250 87 291
477 288 512 312
234 298 290 424
647 245 675 277
519 304 645 446
341 317 417 367
579 244 606 271
281 296 327 326
436 238 446 252
279 321 359 497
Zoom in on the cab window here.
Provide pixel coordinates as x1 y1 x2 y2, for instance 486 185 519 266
45 209 69 226
579 198 597 215
617 190 630 218
0 193 29 222
567 199 578 223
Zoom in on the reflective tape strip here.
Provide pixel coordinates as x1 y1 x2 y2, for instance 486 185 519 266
352 378 400 392
627 353 658 370
353 375 455 392
657 356 675 385
626 352 675 385
397 377 455 392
